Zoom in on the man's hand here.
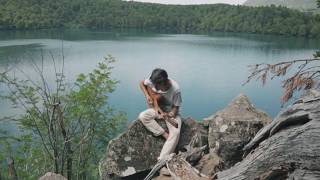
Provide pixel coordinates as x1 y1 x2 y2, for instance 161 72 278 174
158 111 178 128
158 112 168 120
168 111 175 118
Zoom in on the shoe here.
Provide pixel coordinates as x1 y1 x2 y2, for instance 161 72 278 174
159 167 171 176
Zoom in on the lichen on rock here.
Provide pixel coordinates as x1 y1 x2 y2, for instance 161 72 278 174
207 93 271 168
99 116 208 179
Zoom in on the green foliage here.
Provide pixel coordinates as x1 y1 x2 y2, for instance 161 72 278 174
244 0 318 11
0 55 127 179
0 0 319 37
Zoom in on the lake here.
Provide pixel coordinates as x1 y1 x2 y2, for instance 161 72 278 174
0 29 319 126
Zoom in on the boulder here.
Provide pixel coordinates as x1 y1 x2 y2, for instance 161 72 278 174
38 172 67 180
216 90 320 179
99 117 208 179
177 118 208 151
99 93 272 180
207 93 271 168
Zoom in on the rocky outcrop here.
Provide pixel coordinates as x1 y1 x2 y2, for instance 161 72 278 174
38 172 67 180
207 94 271 168
100 93 271 180
99 117 208 179
99 119 165 179
100 90 320 180
215 90 320 179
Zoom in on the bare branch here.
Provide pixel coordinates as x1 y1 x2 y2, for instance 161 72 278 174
244 57 320 105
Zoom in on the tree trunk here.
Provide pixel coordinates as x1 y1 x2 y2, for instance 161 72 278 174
80 160 87 180
51 102 59 174
0 167 3 180
57 103 72 180
215 91 320 180
7 157 18 180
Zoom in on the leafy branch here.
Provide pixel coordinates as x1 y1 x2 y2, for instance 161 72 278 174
0 52 127 179
243 53 320 105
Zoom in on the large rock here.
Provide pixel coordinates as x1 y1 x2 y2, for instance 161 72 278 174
207 94 271 168
216 90 320 179
177 117 208 152
99 117 208 179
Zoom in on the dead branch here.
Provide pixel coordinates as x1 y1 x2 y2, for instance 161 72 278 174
243 58 320 105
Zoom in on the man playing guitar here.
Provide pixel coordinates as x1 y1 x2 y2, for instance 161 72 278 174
139 68 182 163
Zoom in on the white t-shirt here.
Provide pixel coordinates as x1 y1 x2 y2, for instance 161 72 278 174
144 77 182 112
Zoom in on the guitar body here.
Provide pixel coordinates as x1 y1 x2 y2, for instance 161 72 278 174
146 86 162 113
146 86 178 128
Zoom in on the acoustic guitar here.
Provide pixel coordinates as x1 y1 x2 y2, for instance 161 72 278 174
146 86 178 128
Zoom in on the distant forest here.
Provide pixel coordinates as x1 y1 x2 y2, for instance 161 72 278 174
0 0 320 37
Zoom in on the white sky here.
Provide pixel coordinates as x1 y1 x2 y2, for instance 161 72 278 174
125 0 247 5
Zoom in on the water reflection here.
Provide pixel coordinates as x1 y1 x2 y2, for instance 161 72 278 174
0 30 319 122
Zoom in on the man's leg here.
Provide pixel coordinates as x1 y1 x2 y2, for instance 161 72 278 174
138 108 166 136
158 115 182 160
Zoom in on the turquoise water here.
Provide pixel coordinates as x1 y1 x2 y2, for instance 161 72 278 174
0 29 319 125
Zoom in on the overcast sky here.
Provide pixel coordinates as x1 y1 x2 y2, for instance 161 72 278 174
126 0 247 5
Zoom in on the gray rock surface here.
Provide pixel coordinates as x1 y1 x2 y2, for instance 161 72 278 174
195 152 224 177
177 118 208 151
216 90 320 179
207 94 271 168
99 117 208 179
99 93 274 180
38 172 67 180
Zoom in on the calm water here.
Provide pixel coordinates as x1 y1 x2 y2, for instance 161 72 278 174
0 29 319 126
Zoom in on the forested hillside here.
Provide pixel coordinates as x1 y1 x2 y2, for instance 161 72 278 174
0 0 320 37
244 0 317 11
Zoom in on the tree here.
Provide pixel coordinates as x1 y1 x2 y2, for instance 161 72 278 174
0 0 320 38
0 53 127 179
244 56 320 105
243 3 320 105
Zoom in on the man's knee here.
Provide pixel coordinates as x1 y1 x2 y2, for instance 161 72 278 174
138 108 157 122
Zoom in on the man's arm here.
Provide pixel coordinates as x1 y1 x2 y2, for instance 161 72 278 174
140 80 165 114
139 80 153 106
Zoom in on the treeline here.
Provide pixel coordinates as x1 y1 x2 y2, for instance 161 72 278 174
0 0 320 37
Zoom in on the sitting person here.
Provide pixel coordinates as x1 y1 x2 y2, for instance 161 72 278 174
138 68 183 163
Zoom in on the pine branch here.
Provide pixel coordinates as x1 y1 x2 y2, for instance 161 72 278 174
244 58 320 105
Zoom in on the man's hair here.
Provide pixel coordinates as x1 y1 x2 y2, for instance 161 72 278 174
150 68 168 85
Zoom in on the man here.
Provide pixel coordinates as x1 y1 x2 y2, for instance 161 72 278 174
138 68 182 162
